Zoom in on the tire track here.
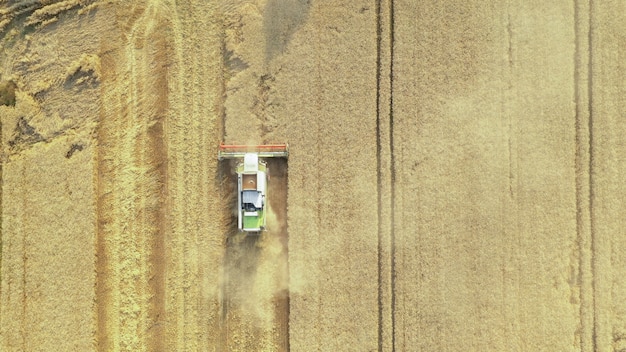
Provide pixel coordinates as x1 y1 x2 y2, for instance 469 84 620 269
375 1 384 350
165 1 223 350
586 0 599 349
95 17 123 351
96 2 170 350
268 158 290 352
388 0 397 350
376 0 394 351
573 0 594 351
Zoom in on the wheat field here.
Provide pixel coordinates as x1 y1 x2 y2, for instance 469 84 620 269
0 1 625 351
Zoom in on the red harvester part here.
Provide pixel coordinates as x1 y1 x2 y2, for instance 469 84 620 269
218 143 289 160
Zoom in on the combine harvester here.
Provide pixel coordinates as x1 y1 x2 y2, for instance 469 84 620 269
218 143 289 235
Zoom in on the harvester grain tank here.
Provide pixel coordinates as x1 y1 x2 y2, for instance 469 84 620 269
218 143 289 234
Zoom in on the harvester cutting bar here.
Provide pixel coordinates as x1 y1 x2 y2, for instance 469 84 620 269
218 143 289 160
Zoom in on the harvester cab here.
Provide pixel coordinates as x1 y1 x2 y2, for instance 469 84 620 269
218 143 289 235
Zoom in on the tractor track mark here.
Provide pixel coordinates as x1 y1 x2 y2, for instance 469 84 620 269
375 0 385 352
375 0 396 350
585 1 598 349
573 0 594 350
142 11 171 351
388 0 397 350
95 3 170 350
268 158 290 352
95 26 121 352
166 2 223 350
375 0 384 349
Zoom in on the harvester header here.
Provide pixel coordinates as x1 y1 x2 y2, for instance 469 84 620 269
218 143 289 160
